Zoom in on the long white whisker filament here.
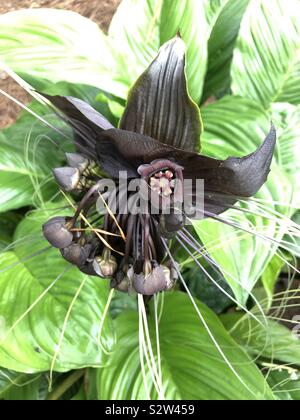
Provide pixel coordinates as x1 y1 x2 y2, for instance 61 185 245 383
154 294 163 397
181 227 269 326
138 297 151 400
97 288 115 355
0 267 69 346
162 239 260 399
0 246 52 273
138 294 161 398
200 212 300 259
176 234 265 327
139 294 164 399
0 88 71 140
49 274 88 391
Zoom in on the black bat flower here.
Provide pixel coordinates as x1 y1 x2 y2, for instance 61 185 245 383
41 37 276 295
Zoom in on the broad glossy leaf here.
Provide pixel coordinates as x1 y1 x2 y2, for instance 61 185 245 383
267 370 300 400
0 105 65 212
96 292 274 400
203 0 229 27
71 385 86 401
0 368 40 400
284 212 300 259
182 262 233 314
120 38 202 152
231 0 300 108
0 212 22 250
160 0 208 103
109 0 208 104
0 82 115 213
0 9 122 97
85 369 98 401
271 103 300 207
202 0 250 102
108 0 162 100
222 313 300 367
194 96 291 304
261 255 285 307
110 290 137 320
0 206 114 373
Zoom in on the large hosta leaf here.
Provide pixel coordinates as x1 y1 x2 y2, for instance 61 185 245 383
202 0 250 102
0 82 115 213
271 103 300 207
222 313 300 367
0 206 114 373
0 9 122 97
108 0 162 100
96 292 274 400
222 313 300 400
267 370 300 401
194 96 291 304
261 255 285 307
0 212 22 250
159 0 208 103
0 104 65 213
231 0 300 108
0 368 41 400
109 0 208 103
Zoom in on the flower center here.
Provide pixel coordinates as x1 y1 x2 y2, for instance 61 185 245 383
149 169 175 197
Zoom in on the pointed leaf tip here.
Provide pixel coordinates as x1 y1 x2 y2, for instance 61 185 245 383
220 123 277 197
120 37 201 152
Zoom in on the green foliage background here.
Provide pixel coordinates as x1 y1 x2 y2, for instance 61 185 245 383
0 0 299 400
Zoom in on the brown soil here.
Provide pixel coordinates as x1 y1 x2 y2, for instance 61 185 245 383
0 0 121 128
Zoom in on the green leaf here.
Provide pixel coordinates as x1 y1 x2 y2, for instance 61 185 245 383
0 103 65 212
271 102 300 207
160 0 208 103
261 255 285 307
0 206 114 373
0 368 40 400
0 212 22 250
96 292 274 400
110 291 137 320
120 37 202 152
182 262 233 314
222 313 300 367
71 384 86 401
231 0 300 108
0 9 122 97
194 96 291 304
284 212 300 259
109 0 208 104
85 369 98 400
267 370 300 400
0 81 115 213
108 0 162 100
202 0 250 102
223 313 300 400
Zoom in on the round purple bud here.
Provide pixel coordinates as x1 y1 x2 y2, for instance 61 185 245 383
53 167 80 192
61 243 91 266
42 217 73 249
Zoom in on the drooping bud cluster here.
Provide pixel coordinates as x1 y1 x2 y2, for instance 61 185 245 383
43 154 182 295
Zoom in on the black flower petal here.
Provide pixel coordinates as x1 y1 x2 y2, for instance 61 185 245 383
42 217 73 249
120 37 202 152
179 123 276 198
39 93 114 155
96 128 174 178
